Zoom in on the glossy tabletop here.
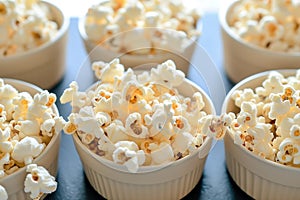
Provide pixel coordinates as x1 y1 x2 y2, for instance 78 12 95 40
47 13 254 200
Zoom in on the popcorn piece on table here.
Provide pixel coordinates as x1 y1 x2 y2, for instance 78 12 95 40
24 164 57 200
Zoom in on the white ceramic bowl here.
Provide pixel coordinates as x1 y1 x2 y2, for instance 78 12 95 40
222 69 300 200
0 79 61 200
219 0 300 83
0 1 69 89
72 76 215 200
78 15 200 75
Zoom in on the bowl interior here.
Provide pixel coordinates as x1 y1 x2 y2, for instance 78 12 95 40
0 78 60 185
73 70 216 173
77 1 201 60
0 1 69 60
222 69 300 175
219 0 300 57
222 69 298 114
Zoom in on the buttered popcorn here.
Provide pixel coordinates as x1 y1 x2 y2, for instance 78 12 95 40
228 0 300 52
0 79 63 198
225 70 300 167
84 0 202 54
61 58 221 172
0 0 58 57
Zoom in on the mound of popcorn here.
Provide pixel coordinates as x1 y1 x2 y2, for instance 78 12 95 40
0 0 58 57
228 0 300 52
225 70 300 168
84 0 202 54
0 79 63 199
61 58 227 173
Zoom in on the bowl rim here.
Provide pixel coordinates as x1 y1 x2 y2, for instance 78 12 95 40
0 1 70 60
221 69 300 173
72 75 216 174
219 0 300 57
77 0 202 58
0 78 61 183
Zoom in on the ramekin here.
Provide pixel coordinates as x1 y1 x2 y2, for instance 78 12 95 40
219 0 300 83
73 76 215 200
0 79 61 200
78 5 201 74
0 1 69 89
222 69 300 200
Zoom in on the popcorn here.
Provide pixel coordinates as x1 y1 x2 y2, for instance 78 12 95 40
151 142 174 164
225 70 300 167
172 132 193 153
255 71 284 97
232 88 260 108
62 59 215 172
149 103 173 138
144 11 160 27
0 80 18 120
63 113 78 135
290 124 300 139
229 0 300 52
150 60 185 88
24 164 57 199
198 114 234 140
12 92 33 121
92 59 124 83
277 138 300 164
60 81 89 108
0 185 7 200
172 116 191 134
258 16 284 44
11 137 45 165
15 119 40 137
84 0 202 54
125 112 148 138
0 0 58 57
74 106 106 138
97 134 115 157
0 152 10 177
80 132 95 145
105 120 129 143
0 127 13 153
112 141 145 173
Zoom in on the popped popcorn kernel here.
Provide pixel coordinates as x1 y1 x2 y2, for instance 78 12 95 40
11 137 45 165
112 141 145 173
227 70 300 168
24 164 57 199
61 59 214 172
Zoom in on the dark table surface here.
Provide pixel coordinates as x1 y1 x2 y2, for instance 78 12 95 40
47 13 254 200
